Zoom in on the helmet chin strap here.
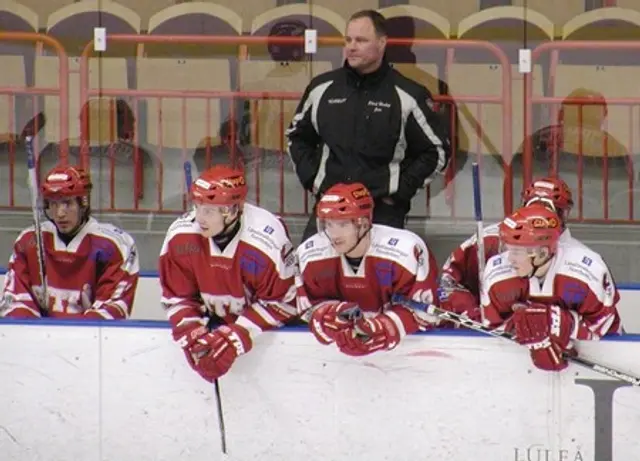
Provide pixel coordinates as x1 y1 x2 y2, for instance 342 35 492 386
212 208 241 241
527 251 554 278
343 222 371 257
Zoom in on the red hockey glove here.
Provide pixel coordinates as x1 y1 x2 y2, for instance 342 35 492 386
508 302 575 372
172 317 210 350
309 301 361 345
438 285 481 324
189 324 253 382
335 314 401 356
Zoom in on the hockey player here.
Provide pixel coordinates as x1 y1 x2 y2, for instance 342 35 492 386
296 182 440 357
439 177 575 321
0 165 139 319
159 165 297 382
481 204 623 372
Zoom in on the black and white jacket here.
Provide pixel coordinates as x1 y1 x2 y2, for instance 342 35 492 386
286 60 451 203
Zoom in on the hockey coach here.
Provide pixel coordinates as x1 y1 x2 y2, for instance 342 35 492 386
286 9 451 241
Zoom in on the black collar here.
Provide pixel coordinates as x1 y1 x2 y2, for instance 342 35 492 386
344 58 391 88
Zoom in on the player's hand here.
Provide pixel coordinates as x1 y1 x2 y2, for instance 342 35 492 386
188 324 252 382
507 302 575 372
437 285 481 324
173 317 210 350
309 301 361 345
335 314 400 356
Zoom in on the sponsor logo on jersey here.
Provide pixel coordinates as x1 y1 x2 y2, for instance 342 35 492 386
175 241 201 256
263 225 274 235
582 256 593 267
388 238 399 246
304 240 314 249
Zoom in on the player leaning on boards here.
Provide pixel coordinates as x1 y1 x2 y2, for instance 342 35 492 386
0 165 139 319
286 9 451 242
439 177 575 322
159 165 297 382
296 183 440 356
481 204 624 372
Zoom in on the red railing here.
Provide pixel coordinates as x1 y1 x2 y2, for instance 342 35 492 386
525 41 640 224
0 32 68 209
76 34 512 217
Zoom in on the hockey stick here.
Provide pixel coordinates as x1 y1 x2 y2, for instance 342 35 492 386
22 113 49 315
391 294 640 386
471 163 486 324
184 160 228 454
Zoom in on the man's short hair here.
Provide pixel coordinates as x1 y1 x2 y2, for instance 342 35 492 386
348 10 387 37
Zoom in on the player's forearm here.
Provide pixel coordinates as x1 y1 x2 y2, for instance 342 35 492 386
236 300 297 340
386 305 420 336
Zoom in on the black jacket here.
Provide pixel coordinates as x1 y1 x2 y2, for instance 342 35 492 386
286 60 451 203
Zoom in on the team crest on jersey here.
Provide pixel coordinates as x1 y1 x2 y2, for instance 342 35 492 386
413 244 424 266
603 272 613 296
374 261 395 287
562 281 588 305
239 249 268 276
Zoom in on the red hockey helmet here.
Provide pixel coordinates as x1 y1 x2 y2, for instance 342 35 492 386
191 165 248 206
316 183 374 220
41 165 92 200
521 177 573 215
499 204 563 249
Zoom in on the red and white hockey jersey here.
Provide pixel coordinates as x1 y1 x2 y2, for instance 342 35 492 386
481 237 623 339
442 225 574 301
159 203 297 340
296 224 439 336
0 218 139 319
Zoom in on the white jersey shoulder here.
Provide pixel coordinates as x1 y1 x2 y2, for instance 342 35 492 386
551 240 610 289
296 230 335 272
459 222 500 252
483 252 517 289
368 225 428 273
87 218 136 249
239 203 292 268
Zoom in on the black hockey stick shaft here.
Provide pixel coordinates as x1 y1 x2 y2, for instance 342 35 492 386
183 161 228 453
23 112 48 315
391 294 640 387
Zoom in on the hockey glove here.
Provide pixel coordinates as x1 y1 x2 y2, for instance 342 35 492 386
309 301 361 345
438 284 481 324
508 302 576 372
189 324 253 382
335 313 401 356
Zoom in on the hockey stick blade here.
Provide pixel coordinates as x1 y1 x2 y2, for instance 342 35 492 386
391 294 640 387
20 112 46 140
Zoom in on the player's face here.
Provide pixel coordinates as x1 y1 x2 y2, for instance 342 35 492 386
321 218 360 253
504 244 549 277
194 203 236 238
344 17 386 73
46 198 82 233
